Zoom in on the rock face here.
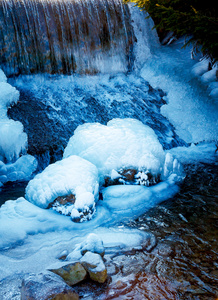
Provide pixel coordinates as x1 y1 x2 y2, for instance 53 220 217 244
50 262 87 286
21 272 79 300
80 251 107 283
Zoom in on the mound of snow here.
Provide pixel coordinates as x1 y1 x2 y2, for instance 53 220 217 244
25 155 99 221
64 118 182 185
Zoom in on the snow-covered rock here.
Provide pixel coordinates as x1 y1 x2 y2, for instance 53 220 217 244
80 251 107 283
64 118 183 185
25 155 99 221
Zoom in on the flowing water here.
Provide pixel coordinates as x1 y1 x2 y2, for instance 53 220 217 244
0 0 217 299
0 0 134 76
72 160 218 299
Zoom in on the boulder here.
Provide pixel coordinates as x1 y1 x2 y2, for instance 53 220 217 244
21 272 79 300
80 251 107 283
50 262 87 286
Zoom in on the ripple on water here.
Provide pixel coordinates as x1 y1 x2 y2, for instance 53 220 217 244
72 161 218 299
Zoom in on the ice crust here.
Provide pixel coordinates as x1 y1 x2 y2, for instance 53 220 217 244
64 118 182 184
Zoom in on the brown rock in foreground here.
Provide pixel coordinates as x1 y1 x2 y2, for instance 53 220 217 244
50 262 87 286
81 252 107 283
21 272 79 300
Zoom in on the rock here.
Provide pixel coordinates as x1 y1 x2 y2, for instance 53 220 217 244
57 250 69 261
50 262 87 286
21 272 79 300
48 194 76 210
80 251 107 283
105 168 161 187
121 168 137 182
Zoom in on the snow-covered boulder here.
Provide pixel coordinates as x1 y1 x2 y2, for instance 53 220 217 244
25 155 99 222
80 251 107 283
64 118 183 185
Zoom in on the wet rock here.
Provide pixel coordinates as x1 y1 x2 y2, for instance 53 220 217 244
104 168 161 187
57 250 69 261
157 242 175 257
142 232 157 252
48 194 76 209
50 262 87 286
21 272 79 300
80 251 107 283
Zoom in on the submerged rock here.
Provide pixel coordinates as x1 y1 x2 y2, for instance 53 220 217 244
21 272 79 300
50 262 87 286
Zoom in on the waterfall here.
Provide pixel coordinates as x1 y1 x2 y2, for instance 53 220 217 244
0 0 136 76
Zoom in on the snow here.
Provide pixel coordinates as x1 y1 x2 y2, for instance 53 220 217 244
0 69 7 82
0 155 38 187
80 251 105 272
102 175 180 222
201 66 217 84
0 119 28 162
168 142 217 164
140 39 218 143
64 118 182 184
191 59 210 77
0 6 217 299
25 155 99 219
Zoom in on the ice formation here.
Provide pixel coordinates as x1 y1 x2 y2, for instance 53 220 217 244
191 59 218 98
64 118 183 185
0 155 38 188
140 39 218 143
25 155 99 220
0 69 37 187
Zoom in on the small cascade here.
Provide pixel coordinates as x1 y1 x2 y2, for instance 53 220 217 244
0 0 135 76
